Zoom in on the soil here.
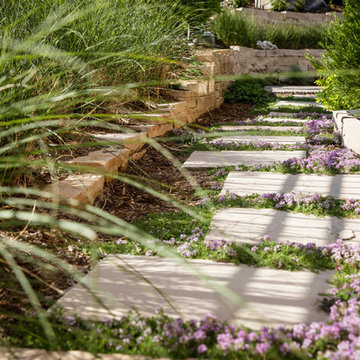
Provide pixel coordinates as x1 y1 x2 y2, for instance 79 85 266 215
0 102 252 326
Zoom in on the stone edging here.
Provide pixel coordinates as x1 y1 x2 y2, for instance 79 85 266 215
44 49 234 205
333 111 360 155
43 46 323 205
237 7 343 25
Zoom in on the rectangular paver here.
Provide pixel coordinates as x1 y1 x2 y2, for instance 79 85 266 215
182 151 305 168
210 135 306 145
55 255 332 329
220 172 360 199
267 112 308 118
264 86 320 95
262 117 307 124
274 100 323 108
207 208 360 246
220 126 302 132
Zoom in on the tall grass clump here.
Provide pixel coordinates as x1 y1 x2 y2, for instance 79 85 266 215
0 0 238 352
311 0 360 109
1 0 190 86
210 10 327 49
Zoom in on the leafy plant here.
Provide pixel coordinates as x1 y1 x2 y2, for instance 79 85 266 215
310 0 360 109
293 0 306 12
211 10 327 49
232 0 249 7
224 78 273 105
270 0 289 11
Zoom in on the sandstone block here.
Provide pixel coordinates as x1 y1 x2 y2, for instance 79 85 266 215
44 173 105 205
94 132 147 152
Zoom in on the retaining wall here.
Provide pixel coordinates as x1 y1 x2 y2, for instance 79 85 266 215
237 7 343 25
333 111 360 155
44 46 322 205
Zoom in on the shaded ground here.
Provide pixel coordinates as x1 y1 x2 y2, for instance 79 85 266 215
0 103 252 322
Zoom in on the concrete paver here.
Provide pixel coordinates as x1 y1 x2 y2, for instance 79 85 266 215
182 151 305 168
55 255 333 330
220 172 360 199
207 208 360 246
210 135 306 145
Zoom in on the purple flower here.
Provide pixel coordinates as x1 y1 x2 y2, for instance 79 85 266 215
197 344 208 354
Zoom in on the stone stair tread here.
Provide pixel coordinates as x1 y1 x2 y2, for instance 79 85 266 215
219 125 302 132
210 135 306 145
207 208 360 246
221 172 360 200
182 150 306 168
44 173 105 205
267 112 309 118
274 100 324 108
55 255 333 329
264 86 320 95
262 117 307 123
93 132 147 152
65 148 129 173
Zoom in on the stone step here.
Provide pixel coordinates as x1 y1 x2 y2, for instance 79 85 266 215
44 173 105 205
65 148 130 176
55 255 332 330
293 95 317 100
262 117 307 124
220 172 360 200
210 135 306 145
264 86 320 95
274 100 324 108
93 132 147 152
219 125 302 132
207 208 360 246
182 150 306 168
267 112 307 118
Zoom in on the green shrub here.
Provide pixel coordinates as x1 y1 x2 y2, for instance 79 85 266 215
271 0 288 11
211 10 327 49
232 0 249 7
1 0 190 90
155 0 222 26
224 78 272 104
294 0 306 11
311 0 360 109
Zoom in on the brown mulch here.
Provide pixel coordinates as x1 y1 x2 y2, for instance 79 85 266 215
0 102 252 324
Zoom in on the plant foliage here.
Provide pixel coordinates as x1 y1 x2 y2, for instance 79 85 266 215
311 0 360 109
211 10 327 49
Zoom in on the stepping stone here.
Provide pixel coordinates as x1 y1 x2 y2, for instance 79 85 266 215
220 172 360 200
210 135 306 145
267 112 307 118
293 95 317 100
274 100 324 108
182 151 306 168
94 132 147 152
207 208 360 246
220 125 302 132
55 255 333 329
264 86 320 95
262 117 307 124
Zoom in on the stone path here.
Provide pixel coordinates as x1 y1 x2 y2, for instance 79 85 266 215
209 135 306 145
55 86 340 332
182 151 305 168
207 208 360 246
56 255 332 330
261 117 307 123
267 112 310 118
274 100 323 108
264 85 320 95
220 172 360 200
219 125 301 132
